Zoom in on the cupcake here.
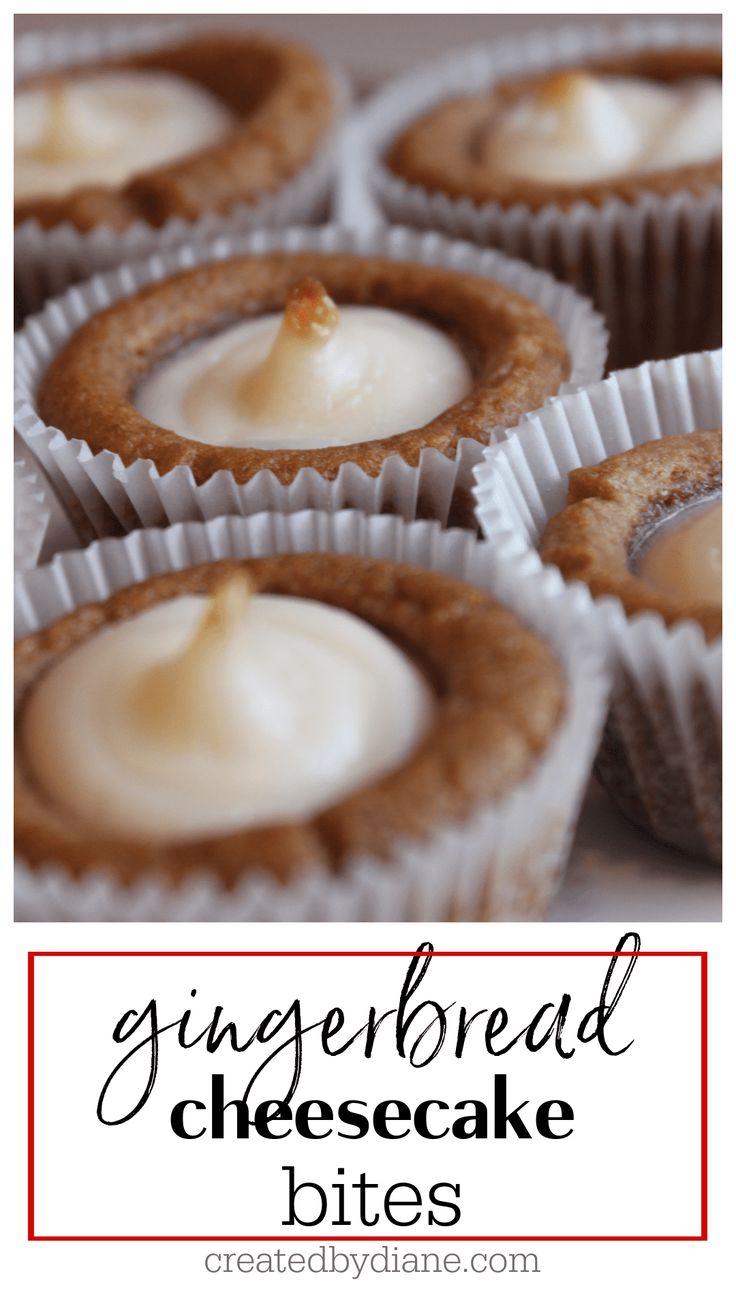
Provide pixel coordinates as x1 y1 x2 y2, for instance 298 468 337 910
15 23 343 316
473 350 722 863
14 225 607 541
368 18 721 370
14 510 609 923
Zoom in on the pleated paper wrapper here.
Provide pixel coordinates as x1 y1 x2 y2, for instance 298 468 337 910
473 350 722 863
365 17 721 370
14 224 607 544
14 450 50 572
15 509 609 922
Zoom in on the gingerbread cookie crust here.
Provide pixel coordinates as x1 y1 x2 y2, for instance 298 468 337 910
387 48 721 212
15 32 336 232
37 252 570 486
540 429 722 638
15 553 565 885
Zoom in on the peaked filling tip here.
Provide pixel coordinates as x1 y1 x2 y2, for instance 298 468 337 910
131 574 254 752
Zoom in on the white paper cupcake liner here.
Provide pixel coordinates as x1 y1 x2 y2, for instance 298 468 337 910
473 349 722 862
14 448 50 573
14 20 348 319
14 223 607 544
15 509 609 922
365 17 722 370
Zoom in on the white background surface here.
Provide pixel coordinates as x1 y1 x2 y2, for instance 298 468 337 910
32 947 702 1238
9 919 728 1307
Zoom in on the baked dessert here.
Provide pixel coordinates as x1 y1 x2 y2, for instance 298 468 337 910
539 427 721 862
387 49 721 211
37 251 570 492
15 553 565 886
540 430 722 639
378 32 722 370
14 32 336 232
474 350 723 865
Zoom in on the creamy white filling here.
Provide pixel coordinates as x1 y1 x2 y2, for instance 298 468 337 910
136 280 473 449
483 72 721 185
636 496 722 606
15 70 235 201
22 588 433 840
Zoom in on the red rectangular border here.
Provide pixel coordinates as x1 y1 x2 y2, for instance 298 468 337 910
27 948 707 1243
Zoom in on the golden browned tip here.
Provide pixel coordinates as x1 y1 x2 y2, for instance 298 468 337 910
284 276 340 341
130 572 254 750
535 70 592 107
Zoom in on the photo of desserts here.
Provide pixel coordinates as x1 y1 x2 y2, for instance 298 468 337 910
14 14 722 922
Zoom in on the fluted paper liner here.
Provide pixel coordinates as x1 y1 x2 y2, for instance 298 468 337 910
366 17 721 370
473 350 722 862
15 510 608 922
14 224 607 543
15 20 347 318
14 450 50 572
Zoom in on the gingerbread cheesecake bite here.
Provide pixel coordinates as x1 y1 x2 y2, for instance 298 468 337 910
473 352 722 864
373 24 721 368
388 50 722 211
14 27 343 318
16 227 607 540
14 31 337 232
36 249 570 495
15 553 566 897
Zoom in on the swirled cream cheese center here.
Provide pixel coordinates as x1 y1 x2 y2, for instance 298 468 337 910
483 71 722 184
22 578 433 839
15 70 235 201
136 277 473 448
636 495 722 606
